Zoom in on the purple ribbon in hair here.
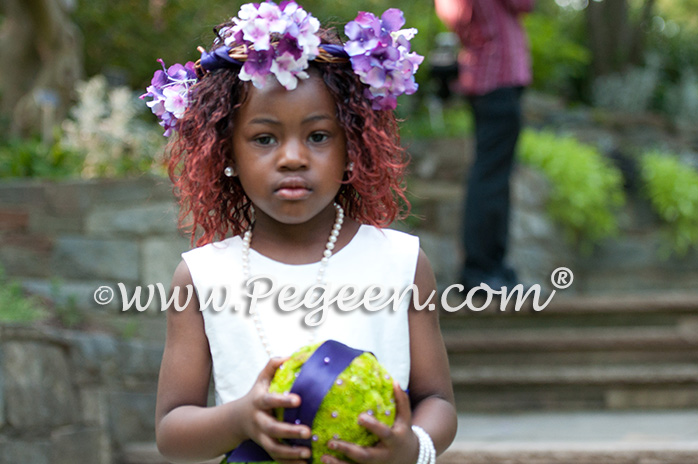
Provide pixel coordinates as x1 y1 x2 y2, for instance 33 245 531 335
225 340 364 463
200 44 348 74
199 46 244 72
319 44 349 59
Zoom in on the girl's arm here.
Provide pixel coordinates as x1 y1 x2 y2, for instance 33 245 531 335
405 249 458 453
324 249 458 464
155 260 312 464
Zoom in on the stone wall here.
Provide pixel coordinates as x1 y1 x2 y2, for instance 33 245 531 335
0 324 162 464
1 164 697 318
0 177 190 317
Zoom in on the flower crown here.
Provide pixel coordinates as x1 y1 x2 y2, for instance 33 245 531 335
141 1 423 136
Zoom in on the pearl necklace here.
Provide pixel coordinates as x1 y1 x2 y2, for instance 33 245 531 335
241 203 345 358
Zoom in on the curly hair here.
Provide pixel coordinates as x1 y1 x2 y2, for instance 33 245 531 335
168 27 410 247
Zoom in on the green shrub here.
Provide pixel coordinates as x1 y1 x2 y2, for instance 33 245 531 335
518 129 626 250
0 137 83 179
398 101 473 139
0 267 47 324
50 278 85 329
640 151 698 256
524 12 591 98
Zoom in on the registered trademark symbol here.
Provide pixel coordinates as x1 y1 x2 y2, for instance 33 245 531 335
551 267 574 290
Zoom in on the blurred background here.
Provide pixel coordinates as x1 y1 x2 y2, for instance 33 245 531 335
0 1 697 463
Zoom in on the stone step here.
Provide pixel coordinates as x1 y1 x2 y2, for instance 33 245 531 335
451 364 698 411
439 442 698 464
438 410 698 464
407 178 463 238
444 327 698 355
122 442 221 464
451 364 698 386
439 293 698 331
443 292 698 317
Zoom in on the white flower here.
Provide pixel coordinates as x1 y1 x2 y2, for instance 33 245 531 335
271 53 309 90
238 3 259 20
162 86 187 119
243 18 272 50
392 27 418 42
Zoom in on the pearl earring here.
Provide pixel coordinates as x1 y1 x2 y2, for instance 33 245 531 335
224 166 236 177
347 162 355 172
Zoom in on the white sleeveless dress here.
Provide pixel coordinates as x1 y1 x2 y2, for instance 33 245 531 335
182 225 420 406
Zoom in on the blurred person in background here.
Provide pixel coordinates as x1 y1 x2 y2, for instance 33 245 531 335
435 0 535 292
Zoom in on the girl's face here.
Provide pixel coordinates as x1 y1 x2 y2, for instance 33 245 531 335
232 73 347 227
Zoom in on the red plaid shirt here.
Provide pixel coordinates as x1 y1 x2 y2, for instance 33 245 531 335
436 0 534 96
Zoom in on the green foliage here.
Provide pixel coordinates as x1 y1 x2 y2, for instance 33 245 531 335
640 151 698 256
0 266 90 328
518 129 626 250
0 136 83 179
50 278 85 329
74 0 439 90
0 267 47 324
74 0 233 89
524 12 591 98
398 101 473 139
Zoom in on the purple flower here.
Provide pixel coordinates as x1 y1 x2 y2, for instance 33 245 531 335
369 44 400 67
149 69 168 95
240 48 275 88
277 35 303 60
141 59 197 136
344 13 381 56
380 9 405 33
221 1 320 90
354 11 381 31
344 8 423 110
363 67 387 89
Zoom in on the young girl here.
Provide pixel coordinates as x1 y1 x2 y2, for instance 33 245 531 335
144 2 457 463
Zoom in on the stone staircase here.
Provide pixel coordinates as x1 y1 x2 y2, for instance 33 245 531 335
442 293 698 412
434 292 698 463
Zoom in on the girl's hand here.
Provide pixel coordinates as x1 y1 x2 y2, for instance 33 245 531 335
239 357 313 464
322 381 419 464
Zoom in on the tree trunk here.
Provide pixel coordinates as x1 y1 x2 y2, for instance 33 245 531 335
0 0 83 138
629 0 656 66
585 0 654 78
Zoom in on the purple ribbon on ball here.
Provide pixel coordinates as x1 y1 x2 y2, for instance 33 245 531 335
226 340 364 463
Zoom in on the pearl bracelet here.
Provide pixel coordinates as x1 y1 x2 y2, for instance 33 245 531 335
411 425 435 464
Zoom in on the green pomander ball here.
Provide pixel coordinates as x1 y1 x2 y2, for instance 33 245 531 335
268 343 397 464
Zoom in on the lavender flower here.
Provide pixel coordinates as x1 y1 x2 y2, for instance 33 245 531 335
344 9 424 110
224 1 320 90
240 48 276 88
140 59 197 136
